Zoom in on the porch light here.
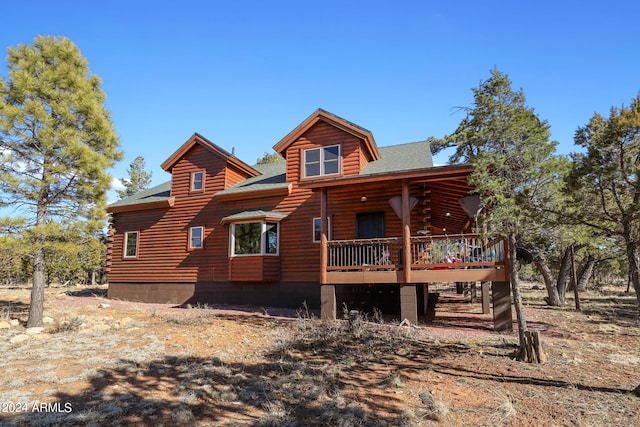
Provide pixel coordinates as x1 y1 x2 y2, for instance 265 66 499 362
360 195 367 203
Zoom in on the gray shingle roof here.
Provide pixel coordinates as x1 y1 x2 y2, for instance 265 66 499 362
110 140 433 210
108 181 172 208
214 162 288 197
221 210 288 223
361 140 432 175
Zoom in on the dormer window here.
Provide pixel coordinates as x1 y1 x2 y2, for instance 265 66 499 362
304 145 340 178
191 170 204 192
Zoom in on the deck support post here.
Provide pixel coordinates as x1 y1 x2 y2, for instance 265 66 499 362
401 180 411 283
319 188 336 320
320 285 336 320
320 188 328 286
481 281 490 314
492 281 512 332
400 284 418 325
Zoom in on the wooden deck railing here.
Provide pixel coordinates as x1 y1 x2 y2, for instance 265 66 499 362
327 237 402 271
327 234 505 271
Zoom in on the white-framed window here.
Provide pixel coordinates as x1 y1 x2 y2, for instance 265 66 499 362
231 222 279 256
189 226 204 249
304 145 340 177
123 231 139 258
191 170 204 192
313 217 332 242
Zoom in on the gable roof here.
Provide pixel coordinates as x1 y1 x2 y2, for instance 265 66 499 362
107 181 173 213
273 109 380 161
161 132 260 177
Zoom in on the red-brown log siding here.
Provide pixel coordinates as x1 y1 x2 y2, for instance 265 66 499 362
229 256 281 281
107 119 429 304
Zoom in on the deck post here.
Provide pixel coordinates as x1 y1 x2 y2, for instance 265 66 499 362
320 285 336 320
320 188 328 286
492 281 512 332
481 281 490 314
400 284 418 325
319 188 335 320
401 180 411 283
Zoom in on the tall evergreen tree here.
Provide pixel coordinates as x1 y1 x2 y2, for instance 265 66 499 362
117 155 152 198
435 69 558 358
0 36 122 326
566 93 640 312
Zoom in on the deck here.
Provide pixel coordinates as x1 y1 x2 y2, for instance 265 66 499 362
324 233 508 284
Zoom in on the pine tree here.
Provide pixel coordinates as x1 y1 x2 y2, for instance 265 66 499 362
117 155 152 198
256 151 284 165
437 69 558 359
0 36 122 326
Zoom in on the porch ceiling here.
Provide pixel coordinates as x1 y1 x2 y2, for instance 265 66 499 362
313 165 476 234
423 175 475 233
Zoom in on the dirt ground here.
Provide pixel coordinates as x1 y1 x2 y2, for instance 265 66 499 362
0 282 639 426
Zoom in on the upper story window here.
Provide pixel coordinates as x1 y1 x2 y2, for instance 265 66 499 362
191 170 204 192
189 226 204 249
304 145 340 178
123 231 139 258
231 222 279 256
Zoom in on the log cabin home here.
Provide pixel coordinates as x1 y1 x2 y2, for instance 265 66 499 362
106 109 513 329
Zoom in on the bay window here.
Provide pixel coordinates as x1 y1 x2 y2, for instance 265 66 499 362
231 222 279 255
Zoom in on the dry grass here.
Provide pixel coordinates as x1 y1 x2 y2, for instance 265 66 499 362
0 283 639 426
489 390 517 425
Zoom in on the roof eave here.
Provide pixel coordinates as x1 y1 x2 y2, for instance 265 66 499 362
220 211 288 225
107 197 175 214
213 184 293 202
298 164 474 189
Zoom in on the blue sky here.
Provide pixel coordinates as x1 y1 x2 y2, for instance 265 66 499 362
2 1 639 202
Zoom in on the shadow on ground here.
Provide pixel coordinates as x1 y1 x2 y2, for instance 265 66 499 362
3 317 481 426
64 287 108 298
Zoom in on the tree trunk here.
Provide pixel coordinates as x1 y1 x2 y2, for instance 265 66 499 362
509 234 529 356
570 245 581 312
624 237 640 316
27 184 48 328
27 246 45 327
556 244 588 304
556 247 573 304
532 255 562 306
576 255 595 292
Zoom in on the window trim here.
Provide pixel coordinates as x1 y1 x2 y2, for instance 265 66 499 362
123 231 139 259
191 170 205 192
313 217 332 243
189 226 204 250
230 221 280 256
303 144 341 178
